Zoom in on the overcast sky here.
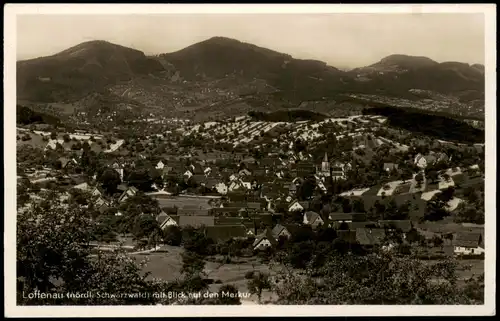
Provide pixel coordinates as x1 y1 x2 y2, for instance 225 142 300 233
16 13 485 69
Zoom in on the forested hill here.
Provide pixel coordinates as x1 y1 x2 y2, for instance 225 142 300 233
17 105 61 126
362 106 484 144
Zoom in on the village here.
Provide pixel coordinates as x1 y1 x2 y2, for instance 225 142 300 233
16 112 485 303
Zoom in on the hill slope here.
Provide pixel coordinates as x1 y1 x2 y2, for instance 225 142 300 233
16 38 485 122
17 40 165 102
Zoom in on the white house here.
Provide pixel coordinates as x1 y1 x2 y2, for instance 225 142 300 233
215 182 228 195
288 200 304 212
183 170 193 179
118 186 139 203
303 211 324 229
453 232 484 256
252 229 277 251
156 160 165 170
157 211 178 230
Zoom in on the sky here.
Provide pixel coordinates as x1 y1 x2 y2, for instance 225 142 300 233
16 13 485 69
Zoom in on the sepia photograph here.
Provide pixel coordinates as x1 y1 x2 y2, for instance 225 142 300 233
4 3 496 317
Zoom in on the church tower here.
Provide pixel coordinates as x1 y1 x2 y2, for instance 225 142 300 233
321 152 331 177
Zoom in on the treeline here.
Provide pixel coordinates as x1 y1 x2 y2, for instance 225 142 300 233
362 106 484 144
16 105 61 125
248 110 327 122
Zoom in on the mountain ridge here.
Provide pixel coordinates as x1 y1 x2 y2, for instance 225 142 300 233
16 37 485 122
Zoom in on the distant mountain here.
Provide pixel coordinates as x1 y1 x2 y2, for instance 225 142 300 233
17 40 165 102
348 55 484 100
158 36 350 102
16 37 485 122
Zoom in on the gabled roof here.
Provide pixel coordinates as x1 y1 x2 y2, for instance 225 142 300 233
177 208 210 216
205 225 247 242
304 211 322 225
329 213 354 221
178 215 215 228
453 232 483 248
271 224 288 238
253 228 278 247
378 220 413 233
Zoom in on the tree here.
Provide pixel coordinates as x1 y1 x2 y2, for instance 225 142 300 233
297 176 316 201
97 168 121 195
163 225 182 246
216 284 242 305
247 271 272 304
351 199 365 213
17 196 162 305
181 251 206 278
426 170 439 183
275 251 484 304
127 168 154 192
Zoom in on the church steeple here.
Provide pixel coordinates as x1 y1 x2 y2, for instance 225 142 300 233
321 152 330 176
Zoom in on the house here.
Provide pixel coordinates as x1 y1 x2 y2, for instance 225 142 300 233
288 200 304 212
271 224 292 240
118 186 139 203
228 180 247 192
303 211 324 229
178 215 215 228
91 186 105 197
296 161 316 177
183 170 193 179
329 213 354 223
156 160 165 170
355 228 387 246
453 232 484 255
204 225 248 242
415 153 438 169
331 161 351 180
253 228 278 251
238 168 252 176
58 157 78 169
156 211 178 230
383 163 399 172
378 220 413 234
73 182 91 192
215 182 228 195
177 208 210 216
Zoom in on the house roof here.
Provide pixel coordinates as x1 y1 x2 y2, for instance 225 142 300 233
271 224 288 238
378 220 413 232
215 217 243 225
304 211 322 225
453 232 483 248
333 221 378 230
204 225 247 242
177 208 209 216
329 213 354 221
383 163 399 171
355 228 386 246
253 228 278 247
178 215 215 228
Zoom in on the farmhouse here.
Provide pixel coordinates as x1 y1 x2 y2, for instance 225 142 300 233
303 211 324 229
252 228 278 251
453 232 484 256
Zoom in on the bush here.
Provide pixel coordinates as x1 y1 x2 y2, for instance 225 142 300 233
244 271 255 280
